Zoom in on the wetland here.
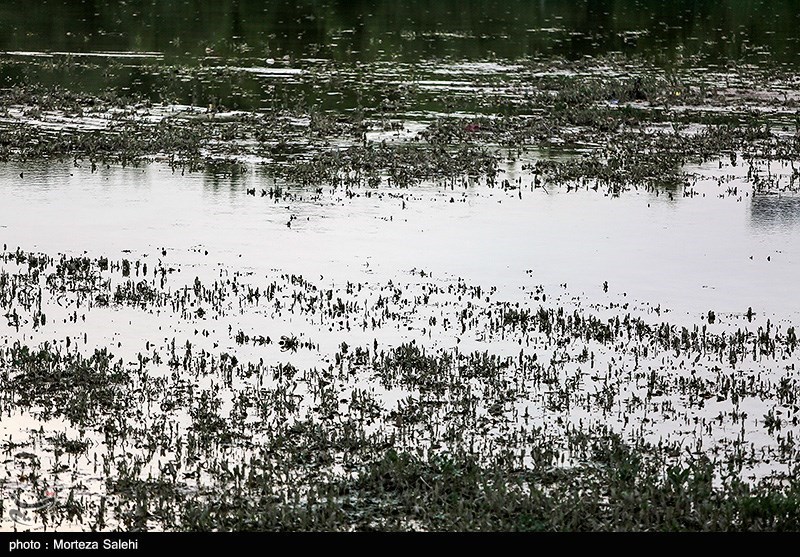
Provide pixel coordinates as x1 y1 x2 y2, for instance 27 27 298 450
2 0 800 531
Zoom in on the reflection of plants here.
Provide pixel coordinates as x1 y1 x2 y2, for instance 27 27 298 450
279 334 299 352
189 390 232 448
7 346 128 424
51 432 91 454
113 280 162 307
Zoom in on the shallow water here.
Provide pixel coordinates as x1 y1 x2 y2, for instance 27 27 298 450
1 159 798 318
2 0 800 533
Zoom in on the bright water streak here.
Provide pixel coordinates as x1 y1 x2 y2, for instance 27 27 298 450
1 160 799 320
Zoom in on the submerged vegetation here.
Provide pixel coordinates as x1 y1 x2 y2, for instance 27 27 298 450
1 246 800 531
2 0 800 532
1 55 799 193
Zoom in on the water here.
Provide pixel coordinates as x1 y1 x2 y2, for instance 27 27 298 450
2 0 800 64
2 0 800 113
2 0 800 532
1 158 798 317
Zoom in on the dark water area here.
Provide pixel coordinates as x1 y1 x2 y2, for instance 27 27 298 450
0 0 799 65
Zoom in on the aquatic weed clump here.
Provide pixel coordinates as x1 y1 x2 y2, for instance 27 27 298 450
3 344 130 424
276 143 499 188
165 441 800 531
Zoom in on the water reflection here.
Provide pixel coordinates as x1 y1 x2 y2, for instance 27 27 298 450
750 193 800 230
2 159 799 316
0 0 798 64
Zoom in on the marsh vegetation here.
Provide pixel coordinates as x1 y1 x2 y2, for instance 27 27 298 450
2 0 800 532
